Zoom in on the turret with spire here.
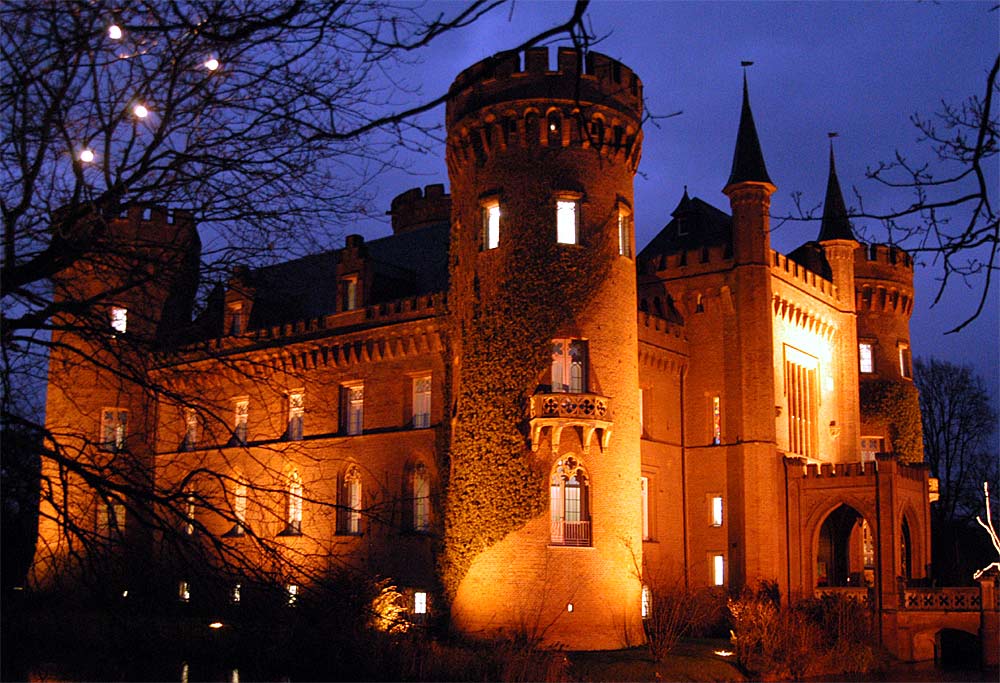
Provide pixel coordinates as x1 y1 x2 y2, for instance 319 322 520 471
818 136 859 308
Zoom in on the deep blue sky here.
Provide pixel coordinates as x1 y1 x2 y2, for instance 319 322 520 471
352 1 998 396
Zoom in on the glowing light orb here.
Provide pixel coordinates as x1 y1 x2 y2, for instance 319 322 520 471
714 650 734 657
108 24 123 40
204 58 220 71
79 149 95 163
208 621 223 629
133 104 149 118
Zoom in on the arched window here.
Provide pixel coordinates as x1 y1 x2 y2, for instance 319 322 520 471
900 518 912 581
550 457 590 546
340 465 362 534
412 463 430 532
590 118 604 148
525 112 540 145
552 339 588 393
547 111 562 147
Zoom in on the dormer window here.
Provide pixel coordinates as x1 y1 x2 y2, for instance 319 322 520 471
228 303 243 336
341 276 359 311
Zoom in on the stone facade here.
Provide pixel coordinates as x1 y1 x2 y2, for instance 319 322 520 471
36 48 940 654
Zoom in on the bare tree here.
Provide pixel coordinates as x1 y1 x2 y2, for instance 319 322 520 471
1 0 592 596
914 357 998 526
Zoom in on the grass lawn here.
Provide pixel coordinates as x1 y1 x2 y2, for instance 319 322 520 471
567 639 746 682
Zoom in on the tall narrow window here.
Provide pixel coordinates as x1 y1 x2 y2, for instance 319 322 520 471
233 399 249 445
110 306 127 333
230 480 247 536
640 476 650 541
710 495 724 527
412 376 431 429
712 396 721 445
100 408 128 451
641 584 651 619
342 385 363 435
711 553 726 586
183 408 198 451
341 465 362 534
414 591 428 615
551 339 588 393
179 581 191 603
184 492 196 535
284 471 302 535
556 199 579 245
858 342 874 374
785 347 819 458
287 391 304 441
550 457 590 546
861 520 875 570
618 206 633 257
898 343 912 379
547 111 562 147
412 463 430 532
341 276 359 311
482 201 500 250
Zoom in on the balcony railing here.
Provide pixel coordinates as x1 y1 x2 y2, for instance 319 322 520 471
529 392 612 454
902 587 982 611
551 519 591 547
531 393 610 420
813 587 872 606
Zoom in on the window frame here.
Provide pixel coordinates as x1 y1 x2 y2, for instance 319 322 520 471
858 341 875 374
340 465 363 535
551 338 588 394
109 306 128 334
549 457 591 547
481 199 500 251
232 398 249 445
710 552 726 586
554 194 581 245
341 275 359 311
100 408 128 452
898 342 913 379
287 390 304 441
282 471 303 536
617 203 633 258
412 375 431 429
341 383 364 436
710 494 724 527
412 463 431 532
640 475 651 541
711 395 722 445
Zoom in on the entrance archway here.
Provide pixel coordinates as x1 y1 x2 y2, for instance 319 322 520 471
816 504 874 587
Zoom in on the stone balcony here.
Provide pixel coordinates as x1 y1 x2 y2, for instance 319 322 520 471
529 392 612 454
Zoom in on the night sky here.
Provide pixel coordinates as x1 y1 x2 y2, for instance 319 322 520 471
349 1 998 398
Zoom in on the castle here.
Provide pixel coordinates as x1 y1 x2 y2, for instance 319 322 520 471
38 47 985 661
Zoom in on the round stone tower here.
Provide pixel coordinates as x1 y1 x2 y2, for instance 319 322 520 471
854 244 916 383
444 47 645 649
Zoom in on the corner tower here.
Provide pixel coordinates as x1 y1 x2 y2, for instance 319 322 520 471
444 48 645 648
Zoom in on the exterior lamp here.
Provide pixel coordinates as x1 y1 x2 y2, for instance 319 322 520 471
133 104 149 119
204 58 220 71
108 24 123 40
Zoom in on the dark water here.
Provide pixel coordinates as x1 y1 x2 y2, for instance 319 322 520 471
808 660 997 683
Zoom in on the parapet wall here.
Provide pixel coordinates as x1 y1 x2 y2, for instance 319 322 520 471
389 184 451 234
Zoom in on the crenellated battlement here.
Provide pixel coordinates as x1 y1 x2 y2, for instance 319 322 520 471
388 184 451 234
853 244 915 315
445 48 643 171
855 243 914 271
645 244 733 275
771 250 839 301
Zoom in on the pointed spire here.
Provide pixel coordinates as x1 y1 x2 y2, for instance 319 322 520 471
725 72 772 187
671 186 692 217
818 136 855 241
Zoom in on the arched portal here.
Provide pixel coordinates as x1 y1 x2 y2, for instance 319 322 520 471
816 504 875 587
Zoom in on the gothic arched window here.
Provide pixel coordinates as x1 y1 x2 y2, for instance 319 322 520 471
340 465 362 535
550 457 590 546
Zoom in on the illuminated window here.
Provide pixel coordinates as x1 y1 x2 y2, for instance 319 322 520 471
785 346 819 458
858 342 874 374
100 408 128 451
547 111 562 146
860 437 884 463
556 198 579 245
618 206 633 257
712 396 721 445
182 407 198 450
284 471 303 535
414 591 428 614
230 583 242 604
287 391 304 441
640 476 650 540
711 495 724 527
110 306 127 333
228 303 243 336
412 463 430 531
412 376 431 429
233 481 247 533
342 384 364 435
482 200 500 250
97 502 126 539
341 465 362 534
179 580 190 602
550 457 590 546
184 492 196 535
641 584 651 619
551 339 588 393
711 554 726 586
341 276 359 311
286 584 298 606
862 520 875 569
233 399 249 445
898 343 912 379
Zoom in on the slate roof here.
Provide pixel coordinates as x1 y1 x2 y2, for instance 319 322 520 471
218 221 449 332
638 191 733 265
817 144 856 242
725 75 773 188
